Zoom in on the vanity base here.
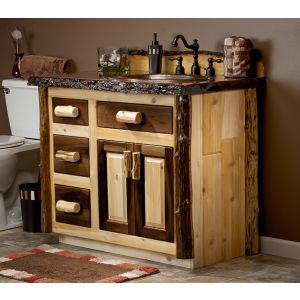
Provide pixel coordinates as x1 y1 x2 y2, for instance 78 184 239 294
59 234 194 269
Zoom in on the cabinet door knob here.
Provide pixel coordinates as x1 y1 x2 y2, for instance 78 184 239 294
56 200 81 214
116 111 143 124
55 150 81 163
123 150 132 178
54 105 79 118
132 152 140 180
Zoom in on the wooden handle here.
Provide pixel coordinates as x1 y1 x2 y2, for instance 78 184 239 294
56 200 81 213
55 150 80 163
123 150 131 178
116 111 143 124
132 152 140 180
54 105 79 118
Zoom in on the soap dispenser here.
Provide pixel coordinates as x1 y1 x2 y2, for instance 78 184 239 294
148 33 163 74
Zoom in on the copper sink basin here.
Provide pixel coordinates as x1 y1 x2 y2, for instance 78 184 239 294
116 74 206 84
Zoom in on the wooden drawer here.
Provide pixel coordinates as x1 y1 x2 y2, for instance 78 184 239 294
55 185 91 227
53 135 90 177
97 101 173 134
52 98 88 126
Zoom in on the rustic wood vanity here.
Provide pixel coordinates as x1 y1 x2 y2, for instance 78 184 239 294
29 51 265 269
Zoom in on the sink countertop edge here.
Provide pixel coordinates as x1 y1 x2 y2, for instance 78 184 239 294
28 73 266 96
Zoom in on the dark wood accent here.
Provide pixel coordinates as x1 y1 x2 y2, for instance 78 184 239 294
245 88 259 255
175 95 193 259
97 101 173 134
134 144 174 242
53 135 90 177
98 140 135 235
39 87 52 233
52 98 88 126
55 185 91 227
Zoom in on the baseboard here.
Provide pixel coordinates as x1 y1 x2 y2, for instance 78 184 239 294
260 236 300 260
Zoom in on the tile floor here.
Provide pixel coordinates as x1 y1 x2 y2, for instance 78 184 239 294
0 227 299 283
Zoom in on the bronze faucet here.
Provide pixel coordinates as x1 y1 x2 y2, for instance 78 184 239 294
171 34 200 75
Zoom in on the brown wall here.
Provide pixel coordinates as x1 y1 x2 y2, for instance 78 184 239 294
1 19 299 242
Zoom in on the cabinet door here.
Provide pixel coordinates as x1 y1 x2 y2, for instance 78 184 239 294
134 144 174 242
98 140 136 235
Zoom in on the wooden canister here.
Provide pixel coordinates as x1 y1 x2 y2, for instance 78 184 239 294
224 37 253 77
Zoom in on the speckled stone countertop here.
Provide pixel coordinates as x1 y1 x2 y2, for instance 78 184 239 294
28 70 266 96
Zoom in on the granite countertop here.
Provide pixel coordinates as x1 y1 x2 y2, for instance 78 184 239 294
28 70 266 96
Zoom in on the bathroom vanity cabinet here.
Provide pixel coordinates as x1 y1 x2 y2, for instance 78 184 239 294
30 52 265 268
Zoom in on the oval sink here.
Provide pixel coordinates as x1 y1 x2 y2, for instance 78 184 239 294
117 74 206 84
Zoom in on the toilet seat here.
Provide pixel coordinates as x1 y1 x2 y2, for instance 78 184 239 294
0 135 25 149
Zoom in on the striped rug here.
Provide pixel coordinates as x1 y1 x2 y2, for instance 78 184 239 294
0 244 159 283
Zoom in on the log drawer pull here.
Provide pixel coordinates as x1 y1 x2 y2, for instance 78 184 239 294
116 111 143 124
55 150 81 163
56 200 81 214
54 105 79 118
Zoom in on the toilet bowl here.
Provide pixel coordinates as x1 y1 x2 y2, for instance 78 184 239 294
0 79 40 231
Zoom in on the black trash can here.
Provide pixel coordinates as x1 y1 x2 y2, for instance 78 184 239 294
19 183 41 232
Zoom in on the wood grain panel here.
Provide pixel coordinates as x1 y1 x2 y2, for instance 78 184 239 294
54 173 90 189
53 135 90 177
135 145 174 242
97 101 173 134
53 222 176 256
96 127 174 147
39 87 52 232
49 88 174 106
106 152 128 223
203 92 222 154
221 90 242 140
144 157 165 229
55 185 91 227
203 154 223 266
221 139 245 260
190 94 204 268
52 98 88 125
52 123 89 138
98 140 134 235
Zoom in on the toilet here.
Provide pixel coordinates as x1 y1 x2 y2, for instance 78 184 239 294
0 79 40 231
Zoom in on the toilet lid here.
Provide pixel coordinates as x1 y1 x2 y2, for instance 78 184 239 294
0 135 25 149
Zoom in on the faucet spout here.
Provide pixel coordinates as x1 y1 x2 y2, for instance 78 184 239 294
171 34 200 75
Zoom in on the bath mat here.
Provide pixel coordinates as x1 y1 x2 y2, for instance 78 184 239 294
0 244 159 283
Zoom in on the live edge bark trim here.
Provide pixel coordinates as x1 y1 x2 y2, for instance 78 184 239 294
39 87 52 233
175 95 193 259
245 88 259 255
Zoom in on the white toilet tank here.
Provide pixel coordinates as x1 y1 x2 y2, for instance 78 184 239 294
2 79 40 140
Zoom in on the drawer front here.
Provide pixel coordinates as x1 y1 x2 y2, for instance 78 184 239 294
52 98 88 126
53 135 90 177
55 185 91 227
97 101 173 134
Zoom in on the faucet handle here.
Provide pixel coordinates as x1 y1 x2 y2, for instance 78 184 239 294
168 56 185 75
206 57 224 78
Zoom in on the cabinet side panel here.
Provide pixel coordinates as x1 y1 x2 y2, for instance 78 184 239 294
202 90 246 266
203 154 223 265
221 139 245 259
203 93 222 155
